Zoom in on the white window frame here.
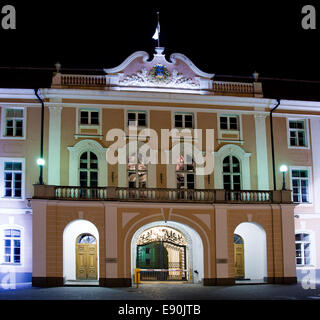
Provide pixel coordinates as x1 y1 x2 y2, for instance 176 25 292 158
0 224 24 266
295 230 316 267
79 151 99 187
126 110 148 128
172 112 195 129
0 158 25 201
75 107 102 137
289 166 313 205
1 107 26 140
219 114 240 131
287 118 310 149
217 113 243 145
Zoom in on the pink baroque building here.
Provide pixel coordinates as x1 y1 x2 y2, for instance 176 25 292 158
0 47 318 288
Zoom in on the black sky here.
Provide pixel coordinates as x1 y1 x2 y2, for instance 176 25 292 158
1 1 320 100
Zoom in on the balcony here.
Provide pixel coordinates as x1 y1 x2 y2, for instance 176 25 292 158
33 185 292 204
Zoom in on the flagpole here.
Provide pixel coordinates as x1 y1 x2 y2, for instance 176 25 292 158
157 11 160 47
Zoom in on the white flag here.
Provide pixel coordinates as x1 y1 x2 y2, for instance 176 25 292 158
152 22 160 40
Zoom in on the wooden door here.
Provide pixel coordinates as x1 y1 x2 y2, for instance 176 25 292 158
76 234 97 280
234 234 244 279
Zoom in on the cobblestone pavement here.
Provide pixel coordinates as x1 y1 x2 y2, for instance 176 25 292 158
0 282 319 300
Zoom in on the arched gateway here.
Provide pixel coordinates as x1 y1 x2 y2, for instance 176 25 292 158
131 221 204 283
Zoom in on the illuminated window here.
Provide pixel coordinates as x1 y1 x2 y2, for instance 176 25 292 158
128 153 147 188
4 161 22 198
4 108 24 137
176 154 195 190
291 169 310 203
3 229 21 264
223 156 241 190
220 115 239 130
128 111 147 127
174 113 193 129
80 110 99 125
295 233 311 266
79 152 98 187
289 119 307 147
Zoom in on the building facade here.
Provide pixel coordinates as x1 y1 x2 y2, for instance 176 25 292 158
0 47 319 287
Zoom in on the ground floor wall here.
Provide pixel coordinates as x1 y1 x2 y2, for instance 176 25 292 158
31 200 297 287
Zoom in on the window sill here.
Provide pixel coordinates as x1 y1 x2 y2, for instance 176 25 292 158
1 263 22 266
288 145 310 150
0 136 25 140
1 197 24 201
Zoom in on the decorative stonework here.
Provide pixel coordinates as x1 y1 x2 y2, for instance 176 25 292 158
136 226 187 246
120 68 200 89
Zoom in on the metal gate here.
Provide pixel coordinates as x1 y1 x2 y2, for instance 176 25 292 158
136 241 187 281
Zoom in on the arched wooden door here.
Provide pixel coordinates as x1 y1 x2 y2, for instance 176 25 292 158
76 234 97 280
234 234 244 279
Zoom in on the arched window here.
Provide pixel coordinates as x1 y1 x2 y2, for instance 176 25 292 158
127 153 147 188
77 234 97 244
79 152 98 187
223 155 241 190
176 154 195 189
295 233 311 266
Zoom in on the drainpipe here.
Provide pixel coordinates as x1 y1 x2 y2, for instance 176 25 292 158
34 89 45 185
270 99 281 190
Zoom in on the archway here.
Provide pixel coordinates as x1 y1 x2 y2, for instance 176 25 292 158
131 221 204 284
63 219 99 284
234 222 267 282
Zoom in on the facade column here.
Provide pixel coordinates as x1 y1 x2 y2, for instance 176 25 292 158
214 206 233 285
48 105 62 185
254 113 269 190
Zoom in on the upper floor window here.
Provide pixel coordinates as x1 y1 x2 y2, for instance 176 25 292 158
128 111 147 127
291 169 310 203
176 154 195 189
4 161 22 198
3 108 24 137
127 153 147 188
79 152 98 187
223 155 241 190
288 119 307 147
3 228 21 264
220 115 239 130
295 233 311 266
80 110 99 125
174 113 194 129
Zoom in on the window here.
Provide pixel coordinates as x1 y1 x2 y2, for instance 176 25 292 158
127 153 147 188
289 119 307 147
79 152 98 187
4 161 22 198
3 229 21 264
128 111 147 127
80 110 99 125
176 154 195 190
220 115 239 130
174 113 193 129
4 108 24 137
223 156 241 190
295 233 311 266
291 169 309 203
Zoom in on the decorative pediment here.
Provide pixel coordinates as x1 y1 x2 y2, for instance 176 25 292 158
104 47 214 92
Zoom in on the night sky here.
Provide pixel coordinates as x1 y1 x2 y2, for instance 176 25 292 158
1 1 320 100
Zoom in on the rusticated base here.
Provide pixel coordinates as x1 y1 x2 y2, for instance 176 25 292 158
99 278 132 287
203 278 235 286
32 277 64 287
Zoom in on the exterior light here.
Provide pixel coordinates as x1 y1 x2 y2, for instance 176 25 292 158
280 165 288 190
37 158 45 166
280 165 288 173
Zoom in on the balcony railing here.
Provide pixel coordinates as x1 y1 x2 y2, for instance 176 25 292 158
33 185 292 204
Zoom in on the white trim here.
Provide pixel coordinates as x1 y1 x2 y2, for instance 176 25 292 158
0 106 26 140
286 117 310 149
67 140 108 187
289 166 313 205
295 229 316 267
217 112 243 144
214 144 251 190
0 158 25 201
